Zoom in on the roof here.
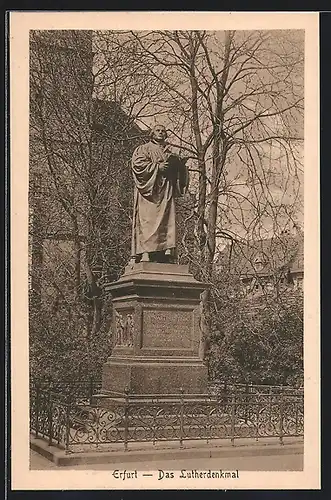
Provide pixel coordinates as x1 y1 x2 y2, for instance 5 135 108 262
217 232 304 278
91 99 145 139
30 98 145 143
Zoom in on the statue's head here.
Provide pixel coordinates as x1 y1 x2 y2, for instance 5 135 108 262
150 124 167 143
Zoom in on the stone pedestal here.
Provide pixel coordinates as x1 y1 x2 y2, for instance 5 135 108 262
101 262 208 396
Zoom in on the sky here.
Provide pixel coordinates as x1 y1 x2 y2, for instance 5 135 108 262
91 30 304 243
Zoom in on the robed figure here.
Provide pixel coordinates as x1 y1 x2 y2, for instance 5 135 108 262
131 125 189 263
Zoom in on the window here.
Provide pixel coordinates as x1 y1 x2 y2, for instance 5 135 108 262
254 256 265 272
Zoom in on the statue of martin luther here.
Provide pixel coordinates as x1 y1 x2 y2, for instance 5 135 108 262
130 124 189 264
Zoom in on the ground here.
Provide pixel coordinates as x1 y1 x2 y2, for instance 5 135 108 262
30 449 303 471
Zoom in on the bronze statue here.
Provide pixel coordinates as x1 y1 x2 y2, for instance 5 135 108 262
130 124 189 264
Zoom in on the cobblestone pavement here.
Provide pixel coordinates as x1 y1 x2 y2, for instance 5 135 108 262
30 449 303 471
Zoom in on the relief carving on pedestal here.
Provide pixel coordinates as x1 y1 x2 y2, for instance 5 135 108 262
114 310 134 347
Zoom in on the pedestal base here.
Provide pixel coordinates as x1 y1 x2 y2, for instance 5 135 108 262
102 356 208 395
101 262 209 397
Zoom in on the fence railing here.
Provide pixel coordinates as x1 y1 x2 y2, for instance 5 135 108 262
30 378 103 405
209 382 303 396
30 382 303 454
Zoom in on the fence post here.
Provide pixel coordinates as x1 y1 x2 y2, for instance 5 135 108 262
255 395 260 442
295 396 299 435
65 401 70 454
268 387 272 429
35 383 40 439
123 386 130 452
248 383 254 423
230 394 236 446
279 392 284 445
179 387 184 449
89 376 94 406
244 384 249 424
48 388 53 447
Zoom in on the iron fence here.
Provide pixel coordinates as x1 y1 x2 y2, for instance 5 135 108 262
30 382 303 454
209 382 303 397
30 378 103 405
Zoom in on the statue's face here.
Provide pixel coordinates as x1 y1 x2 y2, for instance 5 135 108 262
152 125 167 142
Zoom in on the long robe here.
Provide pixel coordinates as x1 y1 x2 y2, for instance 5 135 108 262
131 140 189 256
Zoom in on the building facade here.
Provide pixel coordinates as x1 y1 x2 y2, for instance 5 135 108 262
29 30 143 310
216 230 304 300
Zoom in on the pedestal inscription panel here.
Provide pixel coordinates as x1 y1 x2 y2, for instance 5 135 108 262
142 308 193 348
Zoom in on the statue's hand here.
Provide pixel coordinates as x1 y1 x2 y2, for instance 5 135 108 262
159 160 170 173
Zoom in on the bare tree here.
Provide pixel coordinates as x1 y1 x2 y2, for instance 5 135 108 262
29 29 304 380
125 29 304 361
29 30 149 369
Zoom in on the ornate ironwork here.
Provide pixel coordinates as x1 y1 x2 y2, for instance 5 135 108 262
30 382 303 454
209 382 303 397
30 378 102 405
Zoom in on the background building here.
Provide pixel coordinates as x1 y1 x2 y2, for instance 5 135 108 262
29 30 143 310
216 227 303 306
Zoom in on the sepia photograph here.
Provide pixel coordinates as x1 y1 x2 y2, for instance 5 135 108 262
10 12 320 490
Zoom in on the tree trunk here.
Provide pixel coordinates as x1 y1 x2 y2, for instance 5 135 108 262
200 32 232 367
190 71 207 263
30 187 43 310
73 219 81 302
